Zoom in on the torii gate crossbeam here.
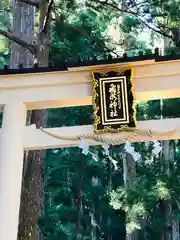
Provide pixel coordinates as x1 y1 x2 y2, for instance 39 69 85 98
0 57 180 239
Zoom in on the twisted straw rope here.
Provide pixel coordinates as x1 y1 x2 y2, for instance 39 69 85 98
39 127 176 145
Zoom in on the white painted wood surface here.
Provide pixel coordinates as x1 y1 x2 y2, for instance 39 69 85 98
18 118 180 150
0 103 27 240
0 59 180 110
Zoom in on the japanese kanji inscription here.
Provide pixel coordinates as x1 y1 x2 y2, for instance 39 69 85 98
92 68 136 133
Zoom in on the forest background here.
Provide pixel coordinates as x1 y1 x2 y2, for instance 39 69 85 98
0 0 180 239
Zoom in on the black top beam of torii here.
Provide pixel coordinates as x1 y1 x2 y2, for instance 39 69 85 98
0 48 180 76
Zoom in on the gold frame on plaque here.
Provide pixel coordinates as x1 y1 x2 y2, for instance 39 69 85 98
92 68 137 134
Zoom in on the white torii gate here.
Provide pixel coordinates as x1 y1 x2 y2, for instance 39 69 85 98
1 58 180 240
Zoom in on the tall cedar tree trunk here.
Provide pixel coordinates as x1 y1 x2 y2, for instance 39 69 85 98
164 31 180 240
123 152 138 240
159 128 172 239
9 0 52 239
172 217 180 240
10 1 36 239
160 35 175 240
76 183 83 240
160 140 176 240
90 203 97 240
107 155 112 240
120 1 138 235
171 29 180 48
11 0 34 68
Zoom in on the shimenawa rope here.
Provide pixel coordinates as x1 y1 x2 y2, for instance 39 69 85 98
39 127 176 145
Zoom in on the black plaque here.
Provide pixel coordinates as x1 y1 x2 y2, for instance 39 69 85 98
92 69 136 133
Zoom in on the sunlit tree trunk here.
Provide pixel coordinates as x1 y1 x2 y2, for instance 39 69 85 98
123 153 138 240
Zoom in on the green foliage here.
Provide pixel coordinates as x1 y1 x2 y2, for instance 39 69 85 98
109 97 180 238
41 146 126 239
43 93 180 239
122 16 140 33
50 7 114 64
47 106 93 127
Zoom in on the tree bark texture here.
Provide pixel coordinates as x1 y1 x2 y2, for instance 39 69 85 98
172 218 180 240
10 1 51 239
160 140 176 240
11 0 34 68
123 153 138 240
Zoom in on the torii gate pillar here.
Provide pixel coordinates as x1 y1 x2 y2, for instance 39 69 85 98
0 102 27 240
